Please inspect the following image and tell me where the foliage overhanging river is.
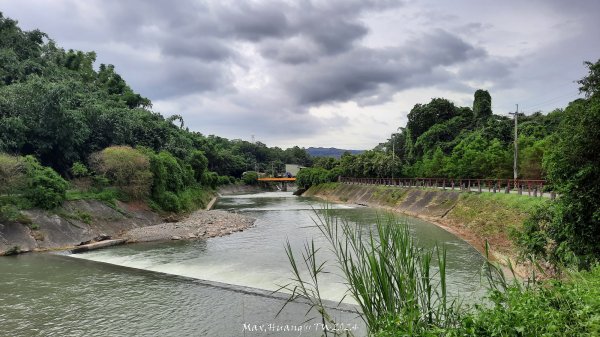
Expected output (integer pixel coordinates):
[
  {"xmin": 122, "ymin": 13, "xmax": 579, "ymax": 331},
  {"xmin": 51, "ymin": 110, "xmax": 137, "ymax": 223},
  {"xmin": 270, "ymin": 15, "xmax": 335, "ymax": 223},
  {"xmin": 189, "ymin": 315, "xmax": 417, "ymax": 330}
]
[{"xmin": 0, "ymin": 191, "xmax": 486, "ymax": 337}]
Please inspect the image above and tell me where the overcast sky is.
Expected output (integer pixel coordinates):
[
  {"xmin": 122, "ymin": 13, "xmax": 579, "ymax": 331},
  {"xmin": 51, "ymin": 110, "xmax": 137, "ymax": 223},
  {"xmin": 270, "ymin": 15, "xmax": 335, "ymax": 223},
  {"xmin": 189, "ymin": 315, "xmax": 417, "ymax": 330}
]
[{"xmin": 2, "ymin": 0, "xmax": 599, "ymax": 149}]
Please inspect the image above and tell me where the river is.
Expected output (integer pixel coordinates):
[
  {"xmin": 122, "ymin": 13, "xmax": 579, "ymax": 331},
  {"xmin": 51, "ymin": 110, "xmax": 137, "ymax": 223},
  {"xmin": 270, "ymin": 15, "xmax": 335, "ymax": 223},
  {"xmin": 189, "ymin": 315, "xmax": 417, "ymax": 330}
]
[{"xmin": 0, "ymin": 191, "xmax": 486, "ymax": 337}]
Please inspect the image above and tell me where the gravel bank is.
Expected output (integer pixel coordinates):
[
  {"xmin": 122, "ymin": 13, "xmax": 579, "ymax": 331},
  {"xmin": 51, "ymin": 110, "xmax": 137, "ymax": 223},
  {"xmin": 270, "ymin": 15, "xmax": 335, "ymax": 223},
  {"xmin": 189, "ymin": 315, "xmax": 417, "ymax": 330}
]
[{"xmin": 125, "ymin": 210, "xmax": 255, "ymax": 242}]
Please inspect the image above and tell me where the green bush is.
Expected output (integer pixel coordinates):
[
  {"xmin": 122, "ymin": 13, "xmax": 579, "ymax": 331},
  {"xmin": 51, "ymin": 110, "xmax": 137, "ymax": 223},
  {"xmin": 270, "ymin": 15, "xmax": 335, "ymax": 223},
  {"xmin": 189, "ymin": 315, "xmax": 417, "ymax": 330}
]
[
  {"xmin": 445, "ymin": 267, "xmax": 600, "ymax": 336},
  {"xmin": 177, "ymin": 187, "xmax": 211, "ymax": 211},
  {"xmin": 70, "ymin": 161, "xmax": 89, "ymax": 177},
  {"xmin": 242, "ymin": 171, "xmax": 258, "ymax": 185},
  {"xmin": 159, "ymin": 191, "xmax": 181, "ymax": 212},
  {"xmin": 89, "ymin": 146, "xmax": 152, "ymax": 199},
  {"xmin": 146, "ymin": 150, "xmax": 198, "ymax": 210},
  {"xmin": 0, "ymin": 204, "xmax": 20, "ymax": 222},
  {"xmin": 217, "ymin": 175, "xmax": 232, "ymax": 186},
  {"xmin": 295, "ymin": 167, "xmax": 338, "ymax": 188},
  {"xmin": 201, "ymin": 171, "xmax": 219, "ymax": 188},
  {"xmin": 0, "ymin": 153, "xmax": 25, "ymax": 195},
  {"xmin": 188, "ymin": 150, "xmax": 208, "ymax": 182},
  {"xmin": 23, "ymin": 156, "xmax": 68, "ymax": 209},
  {"xmin": 156, "ymin": 151, "xmax": 188, "ymax": 193}
]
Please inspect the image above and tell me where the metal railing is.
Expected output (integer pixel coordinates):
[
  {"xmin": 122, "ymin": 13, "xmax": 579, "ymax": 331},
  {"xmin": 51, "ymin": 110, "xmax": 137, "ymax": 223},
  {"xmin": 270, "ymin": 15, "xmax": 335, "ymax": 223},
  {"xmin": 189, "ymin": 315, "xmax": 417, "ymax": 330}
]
[{"xmin": 339, "ymin": 177, "xmax": 554, "ymax": 198}]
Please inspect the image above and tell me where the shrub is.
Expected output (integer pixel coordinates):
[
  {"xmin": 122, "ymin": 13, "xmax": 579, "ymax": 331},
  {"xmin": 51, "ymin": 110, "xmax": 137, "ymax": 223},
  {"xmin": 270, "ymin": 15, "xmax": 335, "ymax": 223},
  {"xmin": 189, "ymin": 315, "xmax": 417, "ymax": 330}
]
[
  {"xmin": 0, "ymin": 204, "xmax": 20, "ymax": 222},
  {"xmin": 201, "ymin": 171, "xmax": 219, "ymax": 188},
  {"xmin": 178, "ymin": 187, "xmax": 211, "ymax": 211},
  {"xmin": 89, "ymin": 146, "xmax": 152, "ymax": 199},
  {"xmin": 159, "ymin": 191, "xmax": 181, "ymax": 212},
  {"xmin": 156, "ymin": 151, "xmax": 187, "ymax": 193},
  {"xmin": 0, "ymin": 153, "xmax": 25, "ymax": 195},
  {"xmin": 217, "ymin": 175, "xmax": 232, "ymax": 186},
  {"xmin": 23, "ymin": 156, "xmax": 68, "ymax": 209},
  {"xmin": 70, "ymin": 161, "xmax": 89, "ymax": 177},
  {"xmin": 446, "ymin": 266, "xmax": 600, "ymax": 336},
  {"xmin": 242, "ymin": 171, "xmax": 258, "ymax": 185},
  {"xmin": 188, "ymin": 150, "xmax": 208, "ymax": 182}
]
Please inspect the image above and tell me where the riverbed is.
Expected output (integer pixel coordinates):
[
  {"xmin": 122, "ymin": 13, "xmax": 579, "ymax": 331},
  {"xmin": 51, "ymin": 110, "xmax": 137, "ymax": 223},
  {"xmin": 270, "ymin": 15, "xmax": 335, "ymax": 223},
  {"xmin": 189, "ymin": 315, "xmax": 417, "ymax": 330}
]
[{"xmin": 0, "ymin": 191, "xmax": 486, "ymax": 337}]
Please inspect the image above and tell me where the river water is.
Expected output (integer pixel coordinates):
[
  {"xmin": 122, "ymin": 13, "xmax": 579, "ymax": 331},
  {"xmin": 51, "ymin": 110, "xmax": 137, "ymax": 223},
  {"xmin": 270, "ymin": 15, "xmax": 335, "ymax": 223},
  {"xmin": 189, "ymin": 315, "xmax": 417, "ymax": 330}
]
[{"xmin": 0, "ymin": 191, "xmax": 486, "ymax": 337}]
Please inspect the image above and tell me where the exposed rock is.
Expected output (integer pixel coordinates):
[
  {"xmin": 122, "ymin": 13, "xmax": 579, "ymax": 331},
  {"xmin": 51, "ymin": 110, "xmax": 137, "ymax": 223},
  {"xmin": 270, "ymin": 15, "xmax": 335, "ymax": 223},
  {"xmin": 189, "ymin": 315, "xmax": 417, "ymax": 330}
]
[{"xmin": 125, "ymin": 210, "xmax": 255, "ymax": 243}]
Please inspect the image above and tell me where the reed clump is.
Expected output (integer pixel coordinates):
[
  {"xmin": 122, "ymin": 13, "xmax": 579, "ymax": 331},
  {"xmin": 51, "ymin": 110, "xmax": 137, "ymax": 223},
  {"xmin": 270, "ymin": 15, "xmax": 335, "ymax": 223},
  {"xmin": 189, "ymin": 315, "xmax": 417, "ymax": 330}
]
[{"xmin": 280, "ymin": 209, "xmax": 461, "ymax": 336}]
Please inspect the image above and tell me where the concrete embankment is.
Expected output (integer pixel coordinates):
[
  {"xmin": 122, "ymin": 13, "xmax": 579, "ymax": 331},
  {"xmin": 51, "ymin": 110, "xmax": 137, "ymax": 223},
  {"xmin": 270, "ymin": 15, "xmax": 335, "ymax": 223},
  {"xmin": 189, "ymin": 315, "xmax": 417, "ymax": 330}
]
[
  {"xmin": 0, "ymin": 200, "xmax": 162, "ymax": 255},
  {"xmin": 303, "ymin": 183, "xmax": 547, "ymax": 266}
]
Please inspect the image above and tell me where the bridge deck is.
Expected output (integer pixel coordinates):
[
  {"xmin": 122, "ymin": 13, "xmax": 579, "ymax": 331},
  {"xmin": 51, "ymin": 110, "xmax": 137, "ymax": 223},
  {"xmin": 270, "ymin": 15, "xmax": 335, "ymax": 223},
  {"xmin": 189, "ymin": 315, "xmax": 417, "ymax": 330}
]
[{"xmin": 257, "ymin": 177, "xmax": 296, "ymax": 182}]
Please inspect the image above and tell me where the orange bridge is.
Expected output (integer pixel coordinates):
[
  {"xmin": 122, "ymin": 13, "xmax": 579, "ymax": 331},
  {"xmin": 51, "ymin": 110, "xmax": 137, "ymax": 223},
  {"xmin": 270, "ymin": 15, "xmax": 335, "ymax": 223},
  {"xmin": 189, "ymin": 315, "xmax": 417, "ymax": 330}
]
[
  {"xmin": 257, "ymin": 177, "xmax": 296, "ymax": 191},
  {"xmin": 257, "ymin": 177, "xmax": 296, "ymax": 182}
]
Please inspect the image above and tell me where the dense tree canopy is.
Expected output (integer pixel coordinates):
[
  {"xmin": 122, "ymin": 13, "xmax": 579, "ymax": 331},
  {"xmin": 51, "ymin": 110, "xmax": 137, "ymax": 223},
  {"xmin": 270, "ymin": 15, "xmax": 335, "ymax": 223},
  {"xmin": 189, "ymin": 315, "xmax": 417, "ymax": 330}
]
[
  {"xmin": 524, "ymin": 59, "xmax": 600, "ymax": 267},
  {"xmin": 0, "ymin": 13, "xmax": 313, "ymax": 213},
  {"xmin": 0, "ymin": 13, "xmax": 311, "ymax": 180}
]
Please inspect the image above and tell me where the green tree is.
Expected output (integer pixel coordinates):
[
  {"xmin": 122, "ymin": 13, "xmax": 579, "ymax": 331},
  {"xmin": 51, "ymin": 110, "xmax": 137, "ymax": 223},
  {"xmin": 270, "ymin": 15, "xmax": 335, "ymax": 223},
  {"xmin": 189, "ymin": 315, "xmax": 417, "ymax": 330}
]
[
  {"xmin": 522, "ymin": 60, "xmax": 600, "ymax": 268},
  {"xmin": 406, "ymin": 98, "xmax": 460, "ymax": 141},
  {"xmin": 473, "ymin": 89, "xmax": 492, "ymax": 120},
  {"xmin": 189, "ymin": 150, "xmax": 208, "ymax": 182},
  {"xmin": 542, "ymin": 98, "xmax": 600, "ymax": 266},
  {"xmin": 577, "ymin": 59, "xmax": 600, "ymax": 99},
  {"xmin": 421, "ymin": 147, "xmax": 447, "ymax": 177}
]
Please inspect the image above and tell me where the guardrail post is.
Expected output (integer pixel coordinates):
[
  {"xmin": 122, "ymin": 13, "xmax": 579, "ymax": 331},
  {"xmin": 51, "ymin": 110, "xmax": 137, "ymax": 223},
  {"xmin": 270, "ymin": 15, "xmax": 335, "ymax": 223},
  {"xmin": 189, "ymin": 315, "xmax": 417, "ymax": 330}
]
[{"xmin": 518, "ymin": 183, "xmax": 523, "ymax": 195}]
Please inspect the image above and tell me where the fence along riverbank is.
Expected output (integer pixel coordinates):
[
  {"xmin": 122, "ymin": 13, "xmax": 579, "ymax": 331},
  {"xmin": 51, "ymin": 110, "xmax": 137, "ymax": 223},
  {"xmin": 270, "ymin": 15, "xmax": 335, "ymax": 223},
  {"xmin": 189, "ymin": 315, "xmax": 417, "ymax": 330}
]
[{"xmin": 339, "ymin": 176, "xmax": 555, "ymax": 198}]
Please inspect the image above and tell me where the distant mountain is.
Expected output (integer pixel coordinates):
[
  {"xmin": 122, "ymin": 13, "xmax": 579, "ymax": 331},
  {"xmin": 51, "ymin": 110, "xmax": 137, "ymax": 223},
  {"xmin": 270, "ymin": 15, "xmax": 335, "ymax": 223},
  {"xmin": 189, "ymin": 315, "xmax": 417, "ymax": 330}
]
[{"xmin": 306, "ymin": 147, "xmax": 364, "ymax": 158}]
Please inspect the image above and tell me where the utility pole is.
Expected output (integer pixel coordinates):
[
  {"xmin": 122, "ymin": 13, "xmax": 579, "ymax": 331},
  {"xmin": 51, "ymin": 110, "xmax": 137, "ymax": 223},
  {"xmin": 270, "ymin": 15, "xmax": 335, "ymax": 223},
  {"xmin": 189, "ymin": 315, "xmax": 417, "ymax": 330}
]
[
  {"xmin": 391, "ymin": 140, "xmax": 395, "ymax": 180},
  {"xmin": 508, "ymin": 105, "xmax": 518, "ymax": 180}
]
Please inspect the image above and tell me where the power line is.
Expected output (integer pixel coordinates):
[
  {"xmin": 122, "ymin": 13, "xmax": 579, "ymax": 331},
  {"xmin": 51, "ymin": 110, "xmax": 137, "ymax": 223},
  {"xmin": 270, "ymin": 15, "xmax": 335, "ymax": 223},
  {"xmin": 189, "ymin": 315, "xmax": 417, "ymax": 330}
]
[{"xmin": 521, "ymin": 91, "xmax": 580, "ymax": 111}]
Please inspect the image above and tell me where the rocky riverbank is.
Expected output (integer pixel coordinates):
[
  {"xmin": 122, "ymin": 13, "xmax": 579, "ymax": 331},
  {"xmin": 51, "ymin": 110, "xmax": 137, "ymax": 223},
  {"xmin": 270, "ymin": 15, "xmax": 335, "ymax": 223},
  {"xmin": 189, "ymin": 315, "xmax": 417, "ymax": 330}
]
[
  {"xmin": 125, "ymin": 210, "xmax": 255, "ymax": 242},
  {"xmin": 1, "ymin": 198, "xmax": 255, "ymax": 255}
]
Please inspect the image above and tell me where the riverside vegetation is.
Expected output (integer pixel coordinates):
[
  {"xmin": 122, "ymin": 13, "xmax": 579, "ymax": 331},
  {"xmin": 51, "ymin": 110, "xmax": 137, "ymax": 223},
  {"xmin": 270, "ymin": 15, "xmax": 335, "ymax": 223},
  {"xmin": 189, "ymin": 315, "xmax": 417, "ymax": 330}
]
[
  {"xmin": 282, "ymin": 211, "xmax": 600, "ymax": 336},
  {"xmin": 297, "ymin": 58, "xmax": 600, "ymax": 271},
  {"xmin": 290, "ymin": 62, "xmax": 600, "ymax": 334}
]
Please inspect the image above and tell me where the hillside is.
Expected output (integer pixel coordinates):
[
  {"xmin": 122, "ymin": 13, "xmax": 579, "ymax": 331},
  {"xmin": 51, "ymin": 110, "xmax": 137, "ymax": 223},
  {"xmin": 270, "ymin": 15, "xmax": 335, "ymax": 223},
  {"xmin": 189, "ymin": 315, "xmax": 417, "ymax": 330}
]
[{"xmin": 306, "ymin": 147, "xmax": 364, "ymax": 158}]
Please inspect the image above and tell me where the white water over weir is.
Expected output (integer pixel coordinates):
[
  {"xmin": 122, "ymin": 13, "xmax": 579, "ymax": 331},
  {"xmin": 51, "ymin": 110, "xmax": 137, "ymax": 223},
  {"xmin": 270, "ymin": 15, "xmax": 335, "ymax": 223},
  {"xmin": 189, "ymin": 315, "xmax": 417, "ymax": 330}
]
[{"xmin": 65, "ymin": 191, "xmax": 485, "ymax": 335}]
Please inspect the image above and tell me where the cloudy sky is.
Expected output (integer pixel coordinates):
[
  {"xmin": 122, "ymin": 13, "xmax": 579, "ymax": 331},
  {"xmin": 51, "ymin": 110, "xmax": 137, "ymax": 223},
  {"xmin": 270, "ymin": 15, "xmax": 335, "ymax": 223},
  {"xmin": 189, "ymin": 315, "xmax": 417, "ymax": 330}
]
[{"xmin": 2, "ymin": 0, "xmax": 599, "ymax": 149}]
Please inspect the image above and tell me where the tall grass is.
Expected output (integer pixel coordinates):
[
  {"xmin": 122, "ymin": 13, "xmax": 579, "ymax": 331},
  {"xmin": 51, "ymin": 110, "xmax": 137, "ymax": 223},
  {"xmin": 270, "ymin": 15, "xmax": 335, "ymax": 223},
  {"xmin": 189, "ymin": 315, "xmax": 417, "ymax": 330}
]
[{"xmin": 279, "ymin": 209, "xmax": 461, "ymax": 336}]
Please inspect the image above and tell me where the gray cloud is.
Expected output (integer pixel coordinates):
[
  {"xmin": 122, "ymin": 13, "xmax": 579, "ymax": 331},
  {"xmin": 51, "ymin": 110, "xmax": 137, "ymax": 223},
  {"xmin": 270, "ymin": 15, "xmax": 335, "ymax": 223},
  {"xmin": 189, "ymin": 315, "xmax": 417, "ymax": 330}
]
[
  {"xmin": 161, "ymin": 37, "xmax": 234, "ymax": 62},
  {"xmin": 1, "ymin": 0, "xmax": 596, "ymax": 148},
  {"xmin": 279, "ymin": 29, "xmax": 489, "ymax": 106}
]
